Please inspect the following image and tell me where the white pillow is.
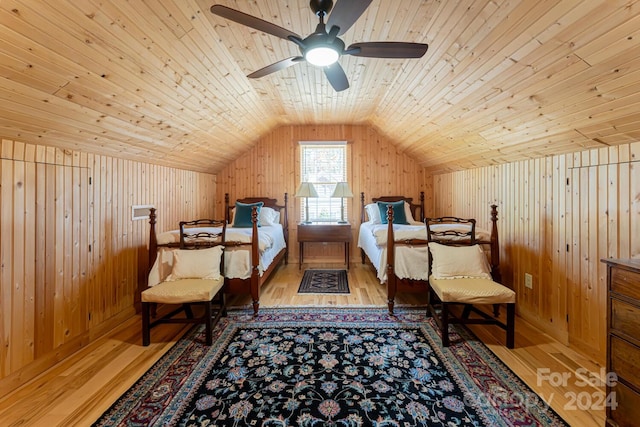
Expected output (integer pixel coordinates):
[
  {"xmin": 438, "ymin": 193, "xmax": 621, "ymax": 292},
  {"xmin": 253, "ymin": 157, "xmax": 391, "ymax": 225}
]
[
  {"xmin": 404, "ymin": 201, "xmax": 417, "ymax": 223},
  {"xmin": 165, "ymin": 246, "xmax": 224, "ymax": 281},
  {"xmin": 148, "ymin": 247, "xmax": 175, "ymax": 287},
  {"xmin": 259, "ymin": 206, "xmax": 279, "ymax": 225},
  {"xmin": 428, "ymin": 242, "xmax": 492, "ymax": 280},
  {"xmin": 365, "ymin": 203, "xmax": 381, "ymax": 224},
  {"xmin": 229, "ymin": 207, "xmax": 235, "ymax": 225}
]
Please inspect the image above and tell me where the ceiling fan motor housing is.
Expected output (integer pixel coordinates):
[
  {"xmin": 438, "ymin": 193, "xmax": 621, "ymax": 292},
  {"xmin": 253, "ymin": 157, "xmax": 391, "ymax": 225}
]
[{"xmin": 302, "ymin": 30, "xmax": 345, "ymax": 56}]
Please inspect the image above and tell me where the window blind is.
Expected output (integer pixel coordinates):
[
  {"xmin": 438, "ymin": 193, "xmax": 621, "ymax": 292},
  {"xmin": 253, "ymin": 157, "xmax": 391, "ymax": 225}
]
[{"xmin": 299, "ymin": 142, "xmax": 348, "ymax": 222}]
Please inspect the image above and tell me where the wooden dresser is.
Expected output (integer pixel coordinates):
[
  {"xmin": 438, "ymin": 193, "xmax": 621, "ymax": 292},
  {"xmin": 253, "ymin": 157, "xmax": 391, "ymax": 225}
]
[{"xmin": 602, "ymin": 258, "xmax": 640, "ymax": 427}]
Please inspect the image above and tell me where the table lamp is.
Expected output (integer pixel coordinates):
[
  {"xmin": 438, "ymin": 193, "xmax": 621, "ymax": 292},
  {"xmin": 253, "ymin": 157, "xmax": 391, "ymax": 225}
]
[
  {"xmin": 331, "ymin": 182, "xmax": 353, "ymax": 224},
  {"xmin": 295, "ymin": 182, "xmax": 318, "ymax": 224}
]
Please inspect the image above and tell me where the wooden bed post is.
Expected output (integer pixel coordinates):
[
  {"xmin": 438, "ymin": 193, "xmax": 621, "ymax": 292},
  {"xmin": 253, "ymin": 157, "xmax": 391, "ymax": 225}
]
[
  {"xmin": 147, "ymin": 207, "xmax": 159, "ymax": 318},
  {"xmin": 386, "ymin": 204, "xmax": 397, "ymax": 315},
  {"xmin": 360, "ymin": 192, "xmax": 366, "ymax": 264},
  {"xmin": 250, "ymin": 205, "xmax": 260, "ymax": 316},
  {"xmin": 490, "ymin": 204, "xmax": 501, "ymax": 283},
  {"xmin": 148, "ymin": 207, "xmax": 158, "ymax": 273},
  {"xmin": 283, "ymin": 192, "xmax": 289, "ymax": 264},
  {"xmin": 224, "ymin": 193, "xmax": 230, "ymax": 223},
  {"xmin": 419, "ymin": 191, "xmax": 425, "ymax": 221}
]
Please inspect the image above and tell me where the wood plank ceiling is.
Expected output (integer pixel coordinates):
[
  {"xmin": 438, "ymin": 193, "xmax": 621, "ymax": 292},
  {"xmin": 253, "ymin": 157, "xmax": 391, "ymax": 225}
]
[{"xmin": 1, "ymin": 0, "xmax": 639, "ymax": 174}]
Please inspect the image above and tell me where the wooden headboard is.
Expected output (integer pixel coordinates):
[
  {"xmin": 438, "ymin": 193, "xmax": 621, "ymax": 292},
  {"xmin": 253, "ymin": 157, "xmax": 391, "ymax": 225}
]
[
  {"xmin": 224, "ymin": 192, "xmax": 289, "ymax": 244},
  {"xmin": 360, "ymin": 191, "xmax": 425, "ymax": 223}
]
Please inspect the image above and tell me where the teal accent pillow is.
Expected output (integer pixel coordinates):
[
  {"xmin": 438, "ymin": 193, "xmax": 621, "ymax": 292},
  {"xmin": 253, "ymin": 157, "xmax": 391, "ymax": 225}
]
[
  {"xmin": 377, "ymin": 201, "xmax": 408, "ymax": 224},
  {"xmin": 232, "ymin": 201, "xmax": 264, "ymax": 228}
]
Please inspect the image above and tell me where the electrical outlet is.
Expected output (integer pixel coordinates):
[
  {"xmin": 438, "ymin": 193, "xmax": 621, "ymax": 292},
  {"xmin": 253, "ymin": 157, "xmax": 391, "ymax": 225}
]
[{"xmin": 524, "ymin": 273, "xmax": 533, "ymax": 289}]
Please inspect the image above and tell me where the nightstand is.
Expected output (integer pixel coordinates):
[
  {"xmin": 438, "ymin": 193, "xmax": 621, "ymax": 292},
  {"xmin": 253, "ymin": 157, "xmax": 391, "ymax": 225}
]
[{"xmin": 298, "ymin": 222, "xmax": 352, "ymax": 269}]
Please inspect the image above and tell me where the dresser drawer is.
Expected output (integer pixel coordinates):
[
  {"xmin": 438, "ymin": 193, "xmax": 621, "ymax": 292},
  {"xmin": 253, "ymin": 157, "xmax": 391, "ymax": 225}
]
[
  {"xmin": 611, "ymin": 335, "xmax": 640, "ymax": 388},
  {"xmin": 609, "ymin": 381, "xmax": 640, "ymax": 427},
  {"xmin": 611, "ymin": 298, "xmax": 640, "ymax": 341},
  {"xmin": 611, "ymin": 266, "xmax": 640, "ymax": 301},
  {"xmin": 298, "ymin": 224, "xmax": 351, "ymax": 242}
]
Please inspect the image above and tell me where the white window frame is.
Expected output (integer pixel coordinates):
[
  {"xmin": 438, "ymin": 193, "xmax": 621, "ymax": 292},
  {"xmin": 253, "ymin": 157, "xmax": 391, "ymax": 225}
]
[{"xmin": 298, "ymin": 141, "xmax": 349, "ymax": 223}]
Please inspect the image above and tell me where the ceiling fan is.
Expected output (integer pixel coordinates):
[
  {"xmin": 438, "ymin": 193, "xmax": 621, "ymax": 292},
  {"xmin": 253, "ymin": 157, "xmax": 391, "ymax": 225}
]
[{"xmin": 209, "ymin": 0, "xmax": 429, "ymax": 92}]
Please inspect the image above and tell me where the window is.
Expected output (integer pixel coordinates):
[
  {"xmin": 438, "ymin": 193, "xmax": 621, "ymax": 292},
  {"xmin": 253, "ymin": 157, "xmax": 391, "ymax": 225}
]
[{"xmin": 299, "ymin": 141, "xmax": 348, "ymax": 222}]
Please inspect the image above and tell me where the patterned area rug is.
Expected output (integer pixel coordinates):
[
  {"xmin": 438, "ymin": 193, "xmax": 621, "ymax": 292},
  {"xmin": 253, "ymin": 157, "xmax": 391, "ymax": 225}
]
[
  {"xmin": 298, "ymin": 269, "xmax": 349, "ymax": 294},
  {"xmin": 93, "ymin": 308, "xmax": 568, "ymax": 426}
]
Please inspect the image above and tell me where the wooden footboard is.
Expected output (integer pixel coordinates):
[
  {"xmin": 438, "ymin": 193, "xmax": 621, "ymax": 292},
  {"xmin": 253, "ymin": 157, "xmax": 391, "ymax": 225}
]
[
  {"xmin": 221, "ymin": 204, "xmax": 261, "ymax": 314},
  {"xmin": 384, "ymin": 204, "xmax": 430, "ymax": 314},
  {"xmin": 359, "ymin": 192, "xmax": 429, "ymax": 314},
  {"xmin": 223, "ymin": 193, "xmax": 288, "ymax": 315}
]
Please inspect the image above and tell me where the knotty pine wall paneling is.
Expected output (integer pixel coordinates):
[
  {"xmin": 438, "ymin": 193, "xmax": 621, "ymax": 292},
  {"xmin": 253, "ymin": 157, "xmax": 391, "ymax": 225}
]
[
  {"xmin": 216, "ymin": 125, "xmax": 427, "ymax": 264},
  {"xmin": 0, "ymin": 138, "xmax": 216, "ymax": 396},
  {"xmin": 430, "ymin": 142, "xmax": 639, "ymax": 363}
]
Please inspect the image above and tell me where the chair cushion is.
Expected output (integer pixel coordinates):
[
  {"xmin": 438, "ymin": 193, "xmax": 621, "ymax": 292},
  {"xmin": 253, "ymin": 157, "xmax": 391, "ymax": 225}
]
[
  {"xmin": 141, "ymin": 277, "xmax": 224, "ymax": 304},
  {"xmin": 165, "ymin": 246, "xmax": 223, "ymax": 281},
  {"xmin": 428, "ymin": 242, "xmax": 492, "ymax": 279},
  {"xmin": 429, "ymin": 276, "xmax": 516, "ymax": 304}
]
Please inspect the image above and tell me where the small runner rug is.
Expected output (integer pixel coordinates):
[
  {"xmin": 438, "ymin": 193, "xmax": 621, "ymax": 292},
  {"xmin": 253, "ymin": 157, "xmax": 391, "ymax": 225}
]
[
  {"xmin": 93, "ymin": 307, "xmax": 568, "ymax": 427},
  {"xmin": 297, "ymin": 269, "xmax": 349, "ymax": 294}
]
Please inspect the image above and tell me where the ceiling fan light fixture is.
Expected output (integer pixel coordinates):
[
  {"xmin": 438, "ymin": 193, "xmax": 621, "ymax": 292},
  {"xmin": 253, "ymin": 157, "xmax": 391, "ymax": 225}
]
[{"xmin": 305, "ymin": 45, "xmax": 339, "ymax": 67}]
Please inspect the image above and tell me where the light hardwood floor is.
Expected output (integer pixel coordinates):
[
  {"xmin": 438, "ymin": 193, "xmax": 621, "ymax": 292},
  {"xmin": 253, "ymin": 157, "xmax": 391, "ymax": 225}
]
[{"xmin": 0, "ymin": 262, "xmax": 605, "ymax": 426}]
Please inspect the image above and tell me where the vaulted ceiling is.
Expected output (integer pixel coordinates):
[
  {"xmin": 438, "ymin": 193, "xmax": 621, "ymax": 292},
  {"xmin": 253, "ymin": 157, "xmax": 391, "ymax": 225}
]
[{"xmin": 1, "ymin": 0, "xmax": 639, "ymax": 174}]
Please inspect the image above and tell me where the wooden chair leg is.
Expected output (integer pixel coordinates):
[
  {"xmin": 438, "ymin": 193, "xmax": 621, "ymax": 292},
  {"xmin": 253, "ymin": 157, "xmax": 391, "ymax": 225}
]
[
  {"xmin": 204, "ymin": 301, "xmax": 213, "ymax": 346},
  {"xmin": 493, "ymin": 303, "xmax": 500, "ymax": 317},
  {"xmin": 506, "ymin": 303, "xmax": 515, "ymax": 349},
  {"xmin": 461, "ymin": 304, "xmax": 472, "ymax": 319},
  {"xmin": 220, "ymin": 292, "xmax": 227, "ymax": 317},
  {"xmin": 142, "ymin": 302, "xmax": 151, "ymax": 346},
  {"xmin": 441, "ymin": 303, "xmax": 450, "ymax": 347},
  {"xmin": 183, "ymin": 303, "xmax": 194, "ymax": 319},
  {"xmin": 388, "ymin": 298, "xmax": 395, "ymax": 316}
]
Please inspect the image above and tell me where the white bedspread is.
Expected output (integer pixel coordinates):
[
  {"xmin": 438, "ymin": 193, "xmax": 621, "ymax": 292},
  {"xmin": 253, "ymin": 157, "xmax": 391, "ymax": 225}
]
[
  {"xmin": 369, "ymin": 223, "xmax": 427, "ymax": 245},
  {"xmin": 357, "ymin": 221, "xmax": 491, "ymax": 283},
  {"xmin": 358, "ymin": 222, "xmax": 429, "ymax": 283},
  {"xmin": 367, "ymin": 222, "xmax": 490, "ymax": 246},
  {"xmin": 153, "ymin": 224, "xmax": 286, "ymax": 281},
  {"xmin": 157, "ymin": 226, "xmax": 274, "ymax": 252}
]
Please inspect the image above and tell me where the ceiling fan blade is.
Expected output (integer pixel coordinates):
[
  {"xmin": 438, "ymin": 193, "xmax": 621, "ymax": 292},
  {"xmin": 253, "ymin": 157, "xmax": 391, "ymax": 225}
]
[
  {"xmin": 326, "ymin": 0, "xmax": 372, "ymax": 36},
  {"xmin": 210, "ymin": 5, "xmax": 300, "ymax": 41},
  {"xmin": 324, "ymin": 62, "xmax": 349, "ymax": 92},
  {"xmin": 247, "ymin": 57, "xmax": 304, "ymax": 79},
  {"xmin": 346, "ymin": 42, "xmax": 429, "ymax": 58}
]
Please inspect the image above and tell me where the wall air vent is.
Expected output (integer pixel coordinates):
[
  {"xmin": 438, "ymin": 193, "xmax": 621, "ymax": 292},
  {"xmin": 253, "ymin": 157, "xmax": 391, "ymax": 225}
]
[{"xmin": 132, "ymin": 204, "xmax": 154, "ymax": 221}]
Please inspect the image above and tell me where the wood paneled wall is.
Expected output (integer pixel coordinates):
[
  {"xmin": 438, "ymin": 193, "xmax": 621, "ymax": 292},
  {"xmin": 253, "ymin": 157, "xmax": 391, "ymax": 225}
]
[
  {"xmin": 0, "ymin": 138, "xmax": 216, "ymax": 396},
  {"xmin": 216, "ymin": 125, "xmax": 426, "ymax": 262},
  {"xmin": 430, "ymin": 142, "xmax": 639, "ymax": 363}
]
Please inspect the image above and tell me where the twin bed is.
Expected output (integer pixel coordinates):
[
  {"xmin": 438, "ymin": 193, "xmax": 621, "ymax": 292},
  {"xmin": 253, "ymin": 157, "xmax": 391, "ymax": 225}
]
[
  {"xmin": 147, "ymin": 193, "xmax": 288, "ymax": 315},
  {"xmin": 357, "ymin": 192, "xmax": 501, "ymax": 314}
]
